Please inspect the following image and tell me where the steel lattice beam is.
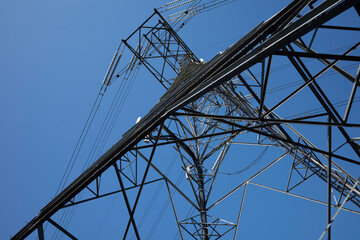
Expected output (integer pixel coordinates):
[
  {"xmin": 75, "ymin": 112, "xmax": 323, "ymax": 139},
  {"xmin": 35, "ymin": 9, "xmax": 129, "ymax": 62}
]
[{"xmin": 13, "ymin": 0, "xmax": 360, "ymax": 239}]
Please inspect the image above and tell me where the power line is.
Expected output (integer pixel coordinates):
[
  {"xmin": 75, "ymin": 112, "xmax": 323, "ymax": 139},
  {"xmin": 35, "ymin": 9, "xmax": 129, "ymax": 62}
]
[
  {"xmin": 130, "ymin": 153, "xmax": 179, "ymax": 240},
  {"xmin": 219, "ymin": 146, "xmax": 269, "ymax": 175}
]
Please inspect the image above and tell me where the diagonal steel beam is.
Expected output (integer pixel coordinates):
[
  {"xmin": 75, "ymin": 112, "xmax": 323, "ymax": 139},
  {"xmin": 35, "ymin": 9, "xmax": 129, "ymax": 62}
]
[
  {"xmin": 274, "ymin": 50, "xmax": 360, "ymax": 61},
  {"xmin": 123, "ymin": 121, "xmax": 165, "ymax": 239},
  {"xmin": 344, "ymin": 65, "xmax": 360, "ymax": 122},
  {"xmin": 319, "ymin": 178, "xmax": 360, "ymax": 240},
  {"xmin": 207, "ymin": 152, "xmax": 289, "ymax": 210},
  {"xmin": 113, "ymin": 163, "xmax": 140, "ymax": 239},
  {"xmin": 47, "ymin": 218, "xmax": 78, "ymax": 240},
  {"xmin": 136, "ymin": 149, "xmax": 200, "ymax": 211},
  {"xmin": 294, "ymin": 40, "xmax": 358, "ymax": 84}
]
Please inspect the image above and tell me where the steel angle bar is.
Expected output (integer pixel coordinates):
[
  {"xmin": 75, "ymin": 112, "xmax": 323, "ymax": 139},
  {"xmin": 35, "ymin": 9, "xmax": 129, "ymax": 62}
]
[
  {"xmin": 216, "ymin": 117, "xmax": 360, "ymax": 165},
  {"xmin": 344, "ymin": 65, "xmax": 360, "ymax": 122},
  {"xmin": 205, "ymin": 142, "xmax": 233, "ymax": 204},
  {"xmin": 207, "ymin": 152, "xmax": 288, "ymax": 211},
  {"xmin": 37, "ymin": 224, "xmax": 44, "ymax": 240},
  {"xmin": 113, "ymin": 163, "xmax": 140, "ymax": 239},
  {"xmin": 123, "ymin": 121, "xmax": 165, "ymax": 239},
  {"xmin": 263, "ymin": 42, "xmax": 360, "ymax": 118},
  {"xmin": 47, "ymin": 218, "xmax": 78, "ymax": 240},
  {"xmin": 286, "ymin": 143, "xmax": 299, "ymax": 192},
  {"xmin": 61, "ymin": 178, "xmax": 163, "ymax": 208},
  {"xmin": 294, "ymin": 40, "xmax": 359, "ymax": 83},
  {"xmin": 231, "ymin": 141, "xmax": 277, "ymax": 147},
  {"xmin": 150, "ymin": 31, "xmax": 182, "ymax": 63},
  {"xmin": 136, "ymin": 149, "xmax": 200, "ymax": 211},
  {"xmin": 179, "ymin": 224, "xmax": 198, "ymax": 240},
  {"xmin": 233, "ymin": 183, "xmax": 247, "ymax": 240},
  {"xmin": 272, "ymin": 0, "xmax": 312, "ymax": 31},
  {"xmin": 274, "ymin": 115, "xmax": 358, "ymax": 186},
  {"xmin": 259, "ymin": 56, "xmax": 272, "ymax": 117},
  {"xmin": 319, "ymin": 178, "xmax": 360, "ymax": 240},
  {"xmin": 274, "ymin": 51, "xmax": 360, "ymax": 61},
  {"xmin": 140, "ymin": 26, "xmax": 170, "ymax": 30},
  {"xmin": 320, "ymin": 25, "xmax": 360, "ymax": 31},
  {"xmin": 287, "ymin": 168, "xmax": 319, "ymax": 192},
  {"xmin": 154, "ymin": 9, "xmax": 199, "ymax": 62},
  {"xmin": 248, "ymin": 182, "xmax": 360, "ymax": 215},
  {"xmin": 172, "ymin": 112, "xmax": 360, "ymax": 127},
  {"xmin": 143, "ymin": 34, "xmax": 178, "ymax": 73},
  {"xmin": 177, "ymin": 149, "xmax": 202, "ymax": 207},
  {"xmin": 337, "ymin": 176, "xmax": 349, "ymax": 205},
  {"xmin": 132, "ymin": 129, "xmax": 245, "ymax": 150},
  {"xmin": 202, "ymin": 130, "xmax": 245, "ymax": 161},
  {"xmin": 309, "ymin": 27, "xmax": 319, "ymax": 49},
  {"xmin": 85, "ymin": 186, "xmax": 98, "ymax": 197},
  {"xmin": 285, "ymin": 45, "xmax": 360, "ymax": 158},
  {"xmin": 124, "ymin": 11, "xmax": 158, "ymax": 41},
  {"xmin": 285, "ymin": 44, "xmax": 345, "ymax": 123},
  {"xmin": 163, "ymin": 125, "xmax": 197, "ymax": 160},
  {"xmin": 142, "ymin": 54, "xmax": 187, "ymax": 59},
  {"xmin": 327, "ymin": 118, "xmax": 332, "ymax": 240},
  {"xmin": 122, "ymin": 40, "xmax": 167, "ymax": 87},
  {"xmin": 236, "ymin": 74, "xmax": 293, "ymax": 141},
  {"xmin": 165, "ymin": 180, "xmax": 185, "ymax": 240},
  {"xmin": 179, "ymin": 222, "xmax": 235, "ymax": 226}
]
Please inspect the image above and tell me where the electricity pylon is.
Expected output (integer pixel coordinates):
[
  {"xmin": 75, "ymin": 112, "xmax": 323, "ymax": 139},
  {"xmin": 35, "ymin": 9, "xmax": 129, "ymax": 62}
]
[{"xmin": 13, "ymin": 0, "xmax": 360, "ymax": 239}]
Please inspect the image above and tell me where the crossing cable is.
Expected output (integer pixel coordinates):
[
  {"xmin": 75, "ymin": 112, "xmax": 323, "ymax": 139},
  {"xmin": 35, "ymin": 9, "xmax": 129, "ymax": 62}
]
[
  {"xmin": 54, "ymin": 90, "xmax": 104, "ymax": 196},
  {"xmin": 54, "ymin": 43, "xmax": 125, "ymax": 197},
  {"xmin": 172, "ymin": 206, "xmax": 196, "ymax": 239},
  {"xmin": 50, "ymin": 85, "xmax": 108, "ymax": 240},
  {"xmin": 244, "ymin": 63, "xmax": 359, "ymax": 104},
  {"xmin": 94, "ymin": 194, "xmax": 119, "ymax": 239},
  {"xmin": 56, "ymin": 63, "xmax": 141, "ymax": 240},
  {"xmin": 219, "ymin": 146, "xmax": 269, "ymax": 175},
  {"xmin": 244, "ymin": 63, "xmax": 357, "ymax": 100},
  {"xmin": 58, "ymin": 59, "xmax": 142, "ymax": 240},
  {"xmin": 146, "ymin": 171, "xmax": 185, "ymax": 240},
  {"xmin": 82, "ymin": 62, "xmax": 140, "ymax": 171},
  {"xmin": 52, "ymin": 44, "xmax": 139, "ymax": 240},
  {"xmin": 50, "ymin": 44, "xmax": 126, "ymax": 240},
  {"xmin": 240, "ymin": 42, "xmax": 359, "ymax": 94},
  {"xmin": 285, "ymin": 97, "xmax": 360, "ymax": 120},
  {"xmin": 130, "ymin": 153, "xmax": 179, "ymax": 240},
  {"xmin": 82, "ymin": 74, "xmax": 129, "ymax": 171},
  {"xmin": 96, "ymin": 65, "xmax": 141, "ymax": 162}
]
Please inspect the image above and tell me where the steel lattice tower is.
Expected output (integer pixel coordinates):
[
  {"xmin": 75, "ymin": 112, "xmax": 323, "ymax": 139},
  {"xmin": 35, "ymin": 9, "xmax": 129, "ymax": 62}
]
[{"xmin": 13, "ymin": 0, "xmax": 360, "ymax": 239}]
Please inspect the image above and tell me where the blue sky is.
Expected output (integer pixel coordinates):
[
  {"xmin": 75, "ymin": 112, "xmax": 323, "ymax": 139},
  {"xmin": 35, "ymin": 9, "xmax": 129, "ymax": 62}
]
[{"xmin": 1, "ymin": 0, "xmax": 360, "ymax": 239}]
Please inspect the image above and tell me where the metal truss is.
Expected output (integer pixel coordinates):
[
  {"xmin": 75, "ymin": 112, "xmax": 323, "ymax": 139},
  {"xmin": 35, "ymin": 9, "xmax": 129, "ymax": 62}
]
[
  {"xmin": 13, "ymin": 0, "xmax": 360, "ymax": 239},
  {"xmin": 121, "ymin": 9, "xmax": 198, "ymax": 89}
]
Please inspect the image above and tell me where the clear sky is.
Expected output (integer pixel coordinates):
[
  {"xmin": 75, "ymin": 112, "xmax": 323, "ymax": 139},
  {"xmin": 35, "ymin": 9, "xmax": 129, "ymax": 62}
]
[{"xmin": 1, "ymin": 0, "xmax": 359, "ymax": 239}]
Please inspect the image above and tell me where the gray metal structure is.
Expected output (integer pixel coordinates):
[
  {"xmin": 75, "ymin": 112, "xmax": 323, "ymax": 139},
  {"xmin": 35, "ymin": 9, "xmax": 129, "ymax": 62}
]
[{"xmin": 13, "ymin": 0, "xmax": 360, "ymax": 239}]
